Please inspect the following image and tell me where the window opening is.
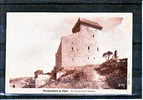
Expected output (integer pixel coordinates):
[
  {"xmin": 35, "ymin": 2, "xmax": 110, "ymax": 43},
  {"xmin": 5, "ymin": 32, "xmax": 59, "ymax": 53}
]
[
  {"xmin": 97, "ymin": 48, "xmax": 99, "ymax": 51},
  {"xmin": 72, "ymin": 47, "xmax": 74, "ymax": 51},
  {"xmin": 93, "ymin": 34, "xmax": 94, "ymax": 38},
  {"xmin": 88, "ymin": 46, "xmax": 90, "ymax": 50}
]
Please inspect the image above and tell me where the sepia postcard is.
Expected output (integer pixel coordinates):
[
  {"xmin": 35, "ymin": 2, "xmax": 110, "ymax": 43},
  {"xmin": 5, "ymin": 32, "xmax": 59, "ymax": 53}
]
[{"xmin": 6, "ymin": 13, "xmax": 132, "ymax": 95}]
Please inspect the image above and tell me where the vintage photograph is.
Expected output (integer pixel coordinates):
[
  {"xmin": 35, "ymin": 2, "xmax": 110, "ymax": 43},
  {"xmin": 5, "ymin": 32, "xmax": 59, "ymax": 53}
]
[{"xmin": 6, "ymin": 13, "xmax": 132, "ymax": 94}]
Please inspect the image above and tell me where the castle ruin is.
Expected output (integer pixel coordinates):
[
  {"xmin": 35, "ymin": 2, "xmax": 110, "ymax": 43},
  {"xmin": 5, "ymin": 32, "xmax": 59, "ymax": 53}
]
[{"xmin": 56, "ymin": 18, "xmax": 103, "ymax": 69}]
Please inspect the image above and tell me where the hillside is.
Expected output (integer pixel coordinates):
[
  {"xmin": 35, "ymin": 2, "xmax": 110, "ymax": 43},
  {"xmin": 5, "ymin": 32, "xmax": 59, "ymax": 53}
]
[
  {"xmin": 42, "ymin": 58, "xmax": 127, "ymax": 89},
  {"xmin": 10, "ymin": 58, "xmax": 127, "ymax": 89}
]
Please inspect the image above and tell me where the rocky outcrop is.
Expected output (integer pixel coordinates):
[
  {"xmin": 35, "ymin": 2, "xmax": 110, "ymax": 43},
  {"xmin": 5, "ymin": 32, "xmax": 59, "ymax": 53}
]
[
  {"xmin": 42, "ymin": 58, "xmax": 127, "ymax": 89},
  {"xmin": 35, "ymin": 74, "xmax": 51, "ymax": 88}
]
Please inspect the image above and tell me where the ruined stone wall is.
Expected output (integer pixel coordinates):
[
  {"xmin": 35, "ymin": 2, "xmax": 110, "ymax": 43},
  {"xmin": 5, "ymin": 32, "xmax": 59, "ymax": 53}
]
[{"xmin": 56, "ymin": 42, "xmax": 62, "ymax": 68}]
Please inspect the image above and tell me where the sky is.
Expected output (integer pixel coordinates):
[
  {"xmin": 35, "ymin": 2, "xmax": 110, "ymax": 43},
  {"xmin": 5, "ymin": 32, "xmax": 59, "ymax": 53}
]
[{"xmin": 6, "ymin": 13, "xmax": 132, "ymax": 78}]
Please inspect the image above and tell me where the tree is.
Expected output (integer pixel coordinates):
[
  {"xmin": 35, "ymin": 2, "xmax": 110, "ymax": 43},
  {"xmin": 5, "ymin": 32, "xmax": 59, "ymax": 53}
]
[{"xmin": 103, "ymin": 51, "xmax": 113, "ymax": 61}]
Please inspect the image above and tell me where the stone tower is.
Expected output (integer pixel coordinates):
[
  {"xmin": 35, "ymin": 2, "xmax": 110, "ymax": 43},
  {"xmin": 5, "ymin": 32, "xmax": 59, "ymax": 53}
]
[{"xmin": 56, "ymin": 18, "xmax": 103, "ymax": 68}]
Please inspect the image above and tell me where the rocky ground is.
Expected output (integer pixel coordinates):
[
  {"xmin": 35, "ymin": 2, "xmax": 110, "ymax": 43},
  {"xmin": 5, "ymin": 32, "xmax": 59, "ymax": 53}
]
[
  {"xmin": 10, "ymin": 77, "xmax": 35, "ymax": 88},
  {"xmin": 10, "ymin": 58, "xmax": 127, "ymax": 89}
]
